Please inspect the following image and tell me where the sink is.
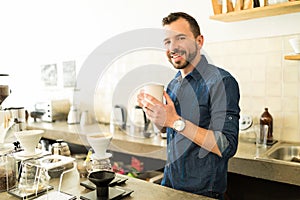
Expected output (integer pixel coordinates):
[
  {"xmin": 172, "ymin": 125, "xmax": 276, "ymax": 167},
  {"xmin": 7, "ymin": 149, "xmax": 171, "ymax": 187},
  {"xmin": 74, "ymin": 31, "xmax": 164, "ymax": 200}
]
[{"xmin": 265, "ymin": 142, "xmax": 300, "ymax": 165}]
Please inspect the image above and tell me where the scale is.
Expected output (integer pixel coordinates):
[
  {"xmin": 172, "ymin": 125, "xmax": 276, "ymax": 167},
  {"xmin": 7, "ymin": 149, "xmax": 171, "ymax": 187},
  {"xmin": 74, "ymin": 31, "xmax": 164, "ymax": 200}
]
[
  {"xmin": 80, "ymin": 186, "xmax": 133, "ymax": 200},
  {"xmin": 80, "ymin": 171, "xmax": 133, "ymax": 200}
]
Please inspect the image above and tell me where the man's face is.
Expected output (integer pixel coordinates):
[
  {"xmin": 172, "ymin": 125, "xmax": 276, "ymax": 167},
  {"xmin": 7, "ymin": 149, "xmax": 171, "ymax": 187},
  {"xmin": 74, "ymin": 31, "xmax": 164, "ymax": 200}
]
[{"xmin": 163, "ymin": 18, "xmax": 202, "ymax": 70}]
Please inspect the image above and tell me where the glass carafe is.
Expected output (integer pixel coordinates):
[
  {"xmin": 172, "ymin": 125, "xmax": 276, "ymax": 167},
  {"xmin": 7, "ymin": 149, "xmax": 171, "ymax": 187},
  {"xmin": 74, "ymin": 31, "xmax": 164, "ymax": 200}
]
[
  {"xmin": 18, "ymin": 159, "xmax": 50, "ymax": 196},
  {"xmin": 86, "ymin": 158, "xmax": 112, "ymax": 173},
  {"xmin": 85, "ymin": 149, "xmax": 112, "ymax": 173}
]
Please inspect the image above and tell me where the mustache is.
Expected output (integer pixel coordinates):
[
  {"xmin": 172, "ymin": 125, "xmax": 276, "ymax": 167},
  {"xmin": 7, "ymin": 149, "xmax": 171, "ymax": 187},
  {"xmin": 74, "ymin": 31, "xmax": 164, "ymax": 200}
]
[{"xmin": 169, "ymin": 49, "xmax": 186, "ymax": 57}]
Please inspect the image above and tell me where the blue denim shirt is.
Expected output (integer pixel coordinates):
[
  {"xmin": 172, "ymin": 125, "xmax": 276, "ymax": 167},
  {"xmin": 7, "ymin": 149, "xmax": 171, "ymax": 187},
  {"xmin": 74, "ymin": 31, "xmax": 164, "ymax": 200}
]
[{"xmin": 161, "ymin": 55, "xmax": 240, "ymax": 197}]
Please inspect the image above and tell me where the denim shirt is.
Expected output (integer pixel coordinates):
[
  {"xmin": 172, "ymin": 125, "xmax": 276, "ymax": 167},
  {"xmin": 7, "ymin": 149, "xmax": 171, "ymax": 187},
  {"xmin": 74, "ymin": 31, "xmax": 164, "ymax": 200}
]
[{"xmin": 161, "ymin": 55, "xmax": 240, "ymax": 197}]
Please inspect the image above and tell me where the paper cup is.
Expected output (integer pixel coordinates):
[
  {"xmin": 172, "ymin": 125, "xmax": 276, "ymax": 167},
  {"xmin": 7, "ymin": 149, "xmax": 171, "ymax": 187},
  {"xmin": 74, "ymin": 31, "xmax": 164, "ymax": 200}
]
[{"xmin": 143, "ymin": 84, "xmax": 164, "ymax": 103}]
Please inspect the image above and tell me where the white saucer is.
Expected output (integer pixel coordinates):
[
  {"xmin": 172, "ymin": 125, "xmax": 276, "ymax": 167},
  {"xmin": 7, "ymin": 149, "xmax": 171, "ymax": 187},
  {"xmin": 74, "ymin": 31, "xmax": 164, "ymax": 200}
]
[
  {"xmin": 91, "ymin": 153, "xmax": 112, "ymax": 160},
  {"xmin": 14, "ymin": 149, "xmax": 43, "ymax": 158}
]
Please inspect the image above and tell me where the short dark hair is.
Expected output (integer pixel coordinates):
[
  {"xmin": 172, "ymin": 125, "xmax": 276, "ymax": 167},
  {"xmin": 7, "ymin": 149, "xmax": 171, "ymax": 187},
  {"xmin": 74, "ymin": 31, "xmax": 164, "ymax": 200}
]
[{"xmin": 162, "ymin": 12, "xmax": 201, "ymax": 38}]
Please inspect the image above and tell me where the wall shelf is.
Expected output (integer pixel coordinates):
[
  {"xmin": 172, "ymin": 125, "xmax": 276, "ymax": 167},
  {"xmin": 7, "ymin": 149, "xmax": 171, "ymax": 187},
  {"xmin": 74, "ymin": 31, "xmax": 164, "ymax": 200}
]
[
  {"xmin": 284, "ymin": 54, "xmax": 300, "ymax": 60},
  {"xmin": 210, "ymin": 1, "xmax": 300, "ymax": 22}
]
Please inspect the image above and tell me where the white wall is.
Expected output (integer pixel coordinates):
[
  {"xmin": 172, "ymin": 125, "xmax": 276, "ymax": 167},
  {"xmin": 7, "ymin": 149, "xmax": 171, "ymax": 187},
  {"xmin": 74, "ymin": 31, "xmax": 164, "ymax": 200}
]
[{"xmin": 1, "ymin": 0, "xmax": 300, "ymax": 109}]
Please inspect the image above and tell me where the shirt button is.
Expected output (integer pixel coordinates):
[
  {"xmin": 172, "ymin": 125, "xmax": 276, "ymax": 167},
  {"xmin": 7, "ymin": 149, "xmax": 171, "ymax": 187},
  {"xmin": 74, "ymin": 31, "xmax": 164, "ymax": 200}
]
[{"xmin": 228, "ymin": 116, "xmax": 232, "ymax": 120}]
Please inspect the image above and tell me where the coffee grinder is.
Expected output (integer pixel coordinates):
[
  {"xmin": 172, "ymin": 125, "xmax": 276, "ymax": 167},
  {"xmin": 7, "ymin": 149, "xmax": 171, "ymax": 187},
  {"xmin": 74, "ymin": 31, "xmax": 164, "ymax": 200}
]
[
  {"xmin": 0, "ymin": 74, "xmax": 12, "ymax": 143},
  {"xmin": 0, "ymin": 74, "xmax": 26, "ymax": 144}
]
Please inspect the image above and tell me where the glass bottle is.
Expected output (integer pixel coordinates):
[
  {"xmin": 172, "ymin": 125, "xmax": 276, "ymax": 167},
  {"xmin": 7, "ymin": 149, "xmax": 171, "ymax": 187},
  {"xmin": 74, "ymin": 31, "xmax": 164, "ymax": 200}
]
[{"xmin": 260, "ymin": 108, "xmax": 273, "ymax": 144}]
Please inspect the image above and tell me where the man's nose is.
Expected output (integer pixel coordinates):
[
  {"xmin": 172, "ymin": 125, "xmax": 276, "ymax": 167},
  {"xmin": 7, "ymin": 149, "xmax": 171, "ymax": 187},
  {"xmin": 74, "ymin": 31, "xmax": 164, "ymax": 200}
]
[{"xmin": 168, "ymin": 39, "xmax": 179, "ymax": 52}]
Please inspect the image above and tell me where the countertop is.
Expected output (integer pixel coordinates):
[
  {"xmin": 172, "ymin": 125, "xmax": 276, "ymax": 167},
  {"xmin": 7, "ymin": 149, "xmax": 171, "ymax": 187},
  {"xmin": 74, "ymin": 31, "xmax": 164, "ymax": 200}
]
[
  {"xmin": 0, "ymin": 166, "xmax": 212, "ymax": 200},
  {"xmin": 26, "ymin": 121, "xmax": 300, "ymax": 187}
]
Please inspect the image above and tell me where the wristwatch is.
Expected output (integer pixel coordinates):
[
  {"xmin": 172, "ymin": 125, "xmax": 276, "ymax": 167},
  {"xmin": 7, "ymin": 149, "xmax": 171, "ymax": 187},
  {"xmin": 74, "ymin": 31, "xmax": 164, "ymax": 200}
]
[{"xmin": 173, "ymin": 118, "xmax": 186, "ymax": 132}]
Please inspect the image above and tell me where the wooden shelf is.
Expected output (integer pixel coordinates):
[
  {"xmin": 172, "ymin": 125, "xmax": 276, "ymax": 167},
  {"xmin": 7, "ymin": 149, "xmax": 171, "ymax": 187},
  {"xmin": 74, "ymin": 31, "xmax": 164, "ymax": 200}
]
[
  {"xmin": 210, "ymin": 1, "xmax": 300, "ymax": 22},
  {"xmin": 284, "ymin": 54, "xmax": 300, "ymax": 60}
]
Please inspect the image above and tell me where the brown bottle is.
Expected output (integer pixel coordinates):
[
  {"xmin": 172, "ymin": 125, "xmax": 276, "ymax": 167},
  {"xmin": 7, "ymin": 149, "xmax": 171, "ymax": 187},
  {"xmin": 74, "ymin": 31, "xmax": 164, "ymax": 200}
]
[{"xmin": 260, "ymin": 108, "xmax": 273, "ymax": 144}]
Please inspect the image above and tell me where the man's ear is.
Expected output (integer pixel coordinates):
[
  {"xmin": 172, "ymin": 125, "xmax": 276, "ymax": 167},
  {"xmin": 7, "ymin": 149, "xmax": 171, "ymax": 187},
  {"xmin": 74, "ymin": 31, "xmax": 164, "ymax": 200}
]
[{"xmin": 196, "ymin": 35, "xmax": 204, "ymax": 48}]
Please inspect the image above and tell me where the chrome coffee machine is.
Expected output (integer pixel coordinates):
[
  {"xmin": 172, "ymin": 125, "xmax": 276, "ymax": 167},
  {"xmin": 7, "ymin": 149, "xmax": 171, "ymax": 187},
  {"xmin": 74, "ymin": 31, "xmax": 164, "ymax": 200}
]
[{"xmin": 0, "ymin": 74, "xmax": 26, "ymax": 143}]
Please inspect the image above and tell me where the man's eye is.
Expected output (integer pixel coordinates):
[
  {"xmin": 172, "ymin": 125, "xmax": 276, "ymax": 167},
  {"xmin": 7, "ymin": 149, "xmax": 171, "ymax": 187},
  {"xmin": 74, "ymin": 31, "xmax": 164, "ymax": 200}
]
[
  {"xmin": 164, "ymin": 41, "xmax": 170, "ymax": 46},
  {"xmin": 178, "ymin": 36, "xmax": 186, "ymax": 40}
]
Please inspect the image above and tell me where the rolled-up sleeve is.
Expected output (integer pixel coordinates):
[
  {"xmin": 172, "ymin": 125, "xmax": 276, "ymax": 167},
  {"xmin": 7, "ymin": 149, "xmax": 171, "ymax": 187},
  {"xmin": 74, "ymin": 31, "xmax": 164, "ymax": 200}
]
[{"xmin": 210, "ymin": 76, "xmax": 240, "ymax": 159}]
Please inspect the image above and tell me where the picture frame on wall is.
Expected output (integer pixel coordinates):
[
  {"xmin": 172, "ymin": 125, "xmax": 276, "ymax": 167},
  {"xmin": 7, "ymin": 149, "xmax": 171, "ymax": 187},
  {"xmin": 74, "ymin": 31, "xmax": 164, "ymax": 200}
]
[
  {"xmin": 40, "ymin": 63, "xmax": 58, "ymax": 88},
  {"xmin": 62, "ymin": 60, "xmax": 76, "ymax": 88},
  {"xmin": 40, "ymin": 60, "xmax": 77, "ymax": 89}
]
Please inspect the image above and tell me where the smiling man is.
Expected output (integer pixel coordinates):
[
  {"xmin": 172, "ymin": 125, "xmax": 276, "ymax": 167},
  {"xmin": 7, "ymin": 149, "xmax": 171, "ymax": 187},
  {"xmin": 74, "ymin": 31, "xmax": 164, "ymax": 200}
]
[{"xmin": 138, "ymin": 12, "xmax": 240, "ymax": 199}]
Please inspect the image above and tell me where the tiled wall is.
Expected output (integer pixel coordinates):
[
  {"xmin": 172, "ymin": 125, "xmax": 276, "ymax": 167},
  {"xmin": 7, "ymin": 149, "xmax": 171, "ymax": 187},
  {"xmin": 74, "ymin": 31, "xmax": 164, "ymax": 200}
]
[
  {"xmin": 205, "ymin": 34, "xmax": 300, "ymax": 142},
  {"xmin": 96, "ymin": 34, "xmax": 300, "ymax": 142}
]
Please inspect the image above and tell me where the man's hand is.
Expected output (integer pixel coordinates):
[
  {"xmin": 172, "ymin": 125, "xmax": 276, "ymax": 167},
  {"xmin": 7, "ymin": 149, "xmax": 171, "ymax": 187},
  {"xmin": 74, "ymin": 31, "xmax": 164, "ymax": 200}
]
[{"xmin": 137, "ymin": 91, "xmax": 179, "ymax": 129}]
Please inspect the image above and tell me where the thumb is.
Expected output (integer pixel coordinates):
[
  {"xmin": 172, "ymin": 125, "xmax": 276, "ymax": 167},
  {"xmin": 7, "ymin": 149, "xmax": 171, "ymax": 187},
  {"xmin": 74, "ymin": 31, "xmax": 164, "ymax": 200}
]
[{"xmin": 163, "ymin": 91, "xmax": 173, "ymax": 105}]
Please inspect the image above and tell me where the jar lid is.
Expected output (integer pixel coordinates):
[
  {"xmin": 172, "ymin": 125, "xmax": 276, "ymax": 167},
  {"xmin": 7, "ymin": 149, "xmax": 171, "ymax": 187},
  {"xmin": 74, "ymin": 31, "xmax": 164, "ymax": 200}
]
[{"xmin": 0, "ymin": 143, "xmax": 14, "ymax": 155}]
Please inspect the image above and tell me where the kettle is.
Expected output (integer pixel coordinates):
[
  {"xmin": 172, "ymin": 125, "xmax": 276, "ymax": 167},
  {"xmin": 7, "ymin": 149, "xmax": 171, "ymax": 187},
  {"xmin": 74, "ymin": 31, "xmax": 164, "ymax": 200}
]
[
  {"xmin": 110, "ymin": 105, "xmax": 127, "ymax": 133},
  {"xmin": 129, "ymin": 106, "xmax": 153, "ymax": 138}
]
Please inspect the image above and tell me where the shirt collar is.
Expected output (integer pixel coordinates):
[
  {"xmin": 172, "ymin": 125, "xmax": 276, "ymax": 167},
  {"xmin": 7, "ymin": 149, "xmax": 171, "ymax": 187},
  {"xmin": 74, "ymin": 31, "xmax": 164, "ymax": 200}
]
[{"xmin": 174, "ymin": 55, "xmax": 208, "ymax": 82}]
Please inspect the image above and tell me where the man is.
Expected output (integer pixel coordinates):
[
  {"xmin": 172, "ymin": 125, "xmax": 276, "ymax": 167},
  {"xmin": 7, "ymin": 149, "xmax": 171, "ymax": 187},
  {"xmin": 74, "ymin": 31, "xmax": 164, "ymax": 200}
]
[{"xmin": 137, "ymin": 12, "xmax": 240, "ymax": 199}]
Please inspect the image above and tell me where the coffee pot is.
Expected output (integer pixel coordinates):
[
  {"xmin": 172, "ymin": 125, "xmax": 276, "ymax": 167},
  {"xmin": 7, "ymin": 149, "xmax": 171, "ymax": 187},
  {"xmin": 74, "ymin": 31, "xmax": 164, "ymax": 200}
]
[
  {"xmin": 110, "ymin": 105, "xmax": 127, "ymax": 133},
  {"xmin": 129, "ymin": 106, "xmax": 153, "ymax": 138}
]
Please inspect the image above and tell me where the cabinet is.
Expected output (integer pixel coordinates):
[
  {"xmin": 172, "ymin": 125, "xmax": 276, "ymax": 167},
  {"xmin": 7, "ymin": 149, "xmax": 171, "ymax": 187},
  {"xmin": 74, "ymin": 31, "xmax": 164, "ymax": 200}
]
[{"xmin": 210, "ymin": 1, "xmax": 300, "ymax": 22}]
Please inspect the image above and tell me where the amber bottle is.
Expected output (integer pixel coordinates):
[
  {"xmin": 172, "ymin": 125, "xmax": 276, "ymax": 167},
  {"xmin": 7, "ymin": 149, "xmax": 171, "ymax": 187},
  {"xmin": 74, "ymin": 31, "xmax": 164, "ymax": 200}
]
[{"xmin": 260, "ymin": 108, "xmax": 273, "ymax": 144}]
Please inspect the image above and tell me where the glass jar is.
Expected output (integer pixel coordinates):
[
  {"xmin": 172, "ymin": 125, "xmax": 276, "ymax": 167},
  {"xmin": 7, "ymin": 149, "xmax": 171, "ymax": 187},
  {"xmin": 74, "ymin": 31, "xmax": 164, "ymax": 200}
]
[
  {"xmin": 74, "ymin": 154, "xmax": 88, "ymax": 178},
  {"xmin": 0, "ymin": 144, "xmax": 17, "ymax": 192},
  {"xmin": 51, "ymin": 139, "xmax": 71, "ymax": 156}
]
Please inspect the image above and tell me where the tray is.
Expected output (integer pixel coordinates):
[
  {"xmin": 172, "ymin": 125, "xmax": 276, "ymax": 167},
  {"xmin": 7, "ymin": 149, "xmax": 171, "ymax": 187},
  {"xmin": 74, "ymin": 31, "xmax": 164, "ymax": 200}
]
[{"xmin": 8, "ymin": 185, "xmax": 54, "ymax": 199}]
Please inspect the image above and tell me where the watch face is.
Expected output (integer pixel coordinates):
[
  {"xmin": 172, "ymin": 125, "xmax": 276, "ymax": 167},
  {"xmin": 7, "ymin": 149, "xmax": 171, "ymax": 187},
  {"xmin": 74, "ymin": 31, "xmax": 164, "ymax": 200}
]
[{"xmin": 174, "ymin": 119, "xmax": 185, "ymax": 132}]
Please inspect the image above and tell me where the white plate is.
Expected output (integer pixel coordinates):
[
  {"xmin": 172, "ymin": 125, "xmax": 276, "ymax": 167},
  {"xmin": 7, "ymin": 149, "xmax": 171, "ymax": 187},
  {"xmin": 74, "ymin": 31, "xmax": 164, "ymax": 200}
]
[
  {"xmin": 14, "ymin": 149, "xmax": 43, "ymax": 158},
  {"xmin": 91, "ymin": 153, "xmax": 112, "ymax": 160}
]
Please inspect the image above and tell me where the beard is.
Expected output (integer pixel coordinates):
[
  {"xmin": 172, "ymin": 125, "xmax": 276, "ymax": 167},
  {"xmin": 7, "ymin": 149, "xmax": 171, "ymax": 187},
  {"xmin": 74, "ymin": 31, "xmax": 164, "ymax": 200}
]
[{"xmin": 169, "ymin": 44, "xmax": 198, "ymax": 70}]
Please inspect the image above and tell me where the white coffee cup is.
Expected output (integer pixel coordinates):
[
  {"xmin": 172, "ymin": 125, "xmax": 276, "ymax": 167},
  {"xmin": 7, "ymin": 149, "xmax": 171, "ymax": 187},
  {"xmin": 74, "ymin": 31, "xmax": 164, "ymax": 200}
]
[
  {"xmin": 86, "ymin": 132, "xmax": 112, "ymax": 158},
  {"xmin": 80, "ymin": 110, "xmax": 92, "ymax": 126},
  {"xmin": 143, "ymin": 83, "xmax": 164, "ymax": 103}
]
